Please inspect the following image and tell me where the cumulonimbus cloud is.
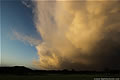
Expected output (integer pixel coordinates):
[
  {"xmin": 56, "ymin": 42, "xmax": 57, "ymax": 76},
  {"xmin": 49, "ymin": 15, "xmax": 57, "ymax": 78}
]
[{"xmin": 17, "ymin": 0, "xmax": 120, "ymax": 70}]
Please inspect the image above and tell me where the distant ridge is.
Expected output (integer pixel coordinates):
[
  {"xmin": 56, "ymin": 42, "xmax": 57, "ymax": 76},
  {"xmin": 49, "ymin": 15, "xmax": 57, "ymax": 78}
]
[
  {"xmin": 0, "ymin": 66, "xmax": 120, "ymax": 76},
  {"xmin": 0, "ymin": 66, "xmax": 32, "ymax": 75}
]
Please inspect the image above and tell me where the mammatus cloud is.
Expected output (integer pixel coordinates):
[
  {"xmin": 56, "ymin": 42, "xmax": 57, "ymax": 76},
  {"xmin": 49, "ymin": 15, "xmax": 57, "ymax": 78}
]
[{"xmin": 17, "ymin": 0, "xmax": 120, "ymax": 70}]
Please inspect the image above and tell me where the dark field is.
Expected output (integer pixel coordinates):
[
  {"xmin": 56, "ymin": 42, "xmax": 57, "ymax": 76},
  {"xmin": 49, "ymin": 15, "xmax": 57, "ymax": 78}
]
[
  {"xmin": 0, "ymin": 74, "xmax": 120, "ymax": 80},
  {"xmin": 0, "ymin": 67, "xmax": 120, "ymax": 80}
]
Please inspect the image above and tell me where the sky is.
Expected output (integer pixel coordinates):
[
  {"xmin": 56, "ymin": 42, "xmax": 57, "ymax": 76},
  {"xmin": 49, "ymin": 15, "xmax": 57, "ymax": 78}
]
[
  {"xmin": 1, "ymin": 0, "xmax": 41, "ymax": 68},
  {"xmin": 1, "ymin": 0, "xmax": 120, "ymax": 70}
]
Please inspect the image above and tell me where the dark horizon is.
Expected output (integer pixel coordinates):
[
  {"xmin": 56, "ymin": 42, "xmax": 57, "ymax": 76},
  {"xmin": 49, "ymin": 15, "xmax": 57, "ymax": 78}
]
[
  {"xmin": 0, "ymin": 66, "xmax": 120, "ymax": 80},
  {"xmin": 1, "ymin": 66, "xmax": 120, "ymax": 74},
  {"xmin": 1, "ymin": 66, "xmax": 120, "ymax": 71}
]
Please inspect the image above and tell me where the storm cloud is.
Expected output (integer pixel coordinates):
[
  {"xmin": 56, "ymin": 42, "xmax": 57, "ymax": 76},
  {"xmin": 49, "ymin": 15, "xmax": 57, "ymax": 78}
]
[{"xmin": 17, "ymin": 0, "xmax": 120, "ymax": 70}]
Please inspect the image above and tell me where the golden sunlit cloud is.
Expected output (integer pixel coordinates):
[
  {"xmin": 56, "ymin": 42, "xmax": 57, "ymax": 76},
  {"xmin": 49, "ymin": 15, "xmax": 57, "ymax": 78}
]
[{"xmin": 15, "ymin": 0, "xmax": 120, "ymax": 70}]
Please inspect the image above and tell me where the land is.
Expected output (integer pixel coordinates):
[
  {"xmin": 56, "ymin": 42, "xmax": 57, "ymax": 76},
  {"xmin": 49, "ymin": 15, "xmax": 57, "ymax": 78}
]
[{"xmin": 0, "ymin": 66, "xmax": 120, "ymax": 80}]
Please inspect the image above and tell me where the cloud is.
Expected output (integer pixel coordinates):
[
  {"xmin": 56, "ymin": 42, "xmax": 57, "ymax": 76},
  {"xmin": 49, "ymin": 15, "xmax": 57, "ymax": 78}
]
[
  {"xmin": 15, "ymin": 0, "xmax": 120, "ymax": 70},
  {"xmin": 13, "ymin": 31, "xmax": 41, "ymax": 46},
  {"xmin": 22, "ymin": 0, "xmax": 32, "ymax": 8}
]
